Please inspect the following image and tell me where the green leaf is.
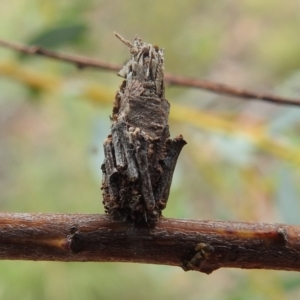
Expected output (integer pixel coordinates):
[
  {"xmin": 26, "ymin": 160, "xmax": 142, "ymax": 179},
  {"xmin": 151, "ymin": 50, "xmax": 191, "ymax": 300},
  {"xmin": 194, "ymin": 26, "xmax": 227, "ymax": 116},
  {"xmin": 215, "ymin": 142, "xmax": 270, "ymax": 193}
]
[
  {"xmin": 27, "ymin": 24, "xmax": 87, "ymax": 49},
  {"xmin": 275, "ymin": 165, "xmax": 300, "ymax": 224}
]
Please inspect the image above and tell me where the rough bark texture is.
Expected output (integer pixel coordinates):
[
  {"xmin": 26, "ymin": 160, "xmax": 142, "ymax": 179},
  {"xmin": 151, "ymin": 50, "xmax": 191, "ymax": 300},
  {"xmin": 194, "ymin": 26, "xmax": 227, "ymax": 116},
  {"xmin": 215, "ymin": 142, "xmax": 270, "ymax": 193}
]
[
  {"xmin": 101, "ymin": 34, "xmax": 186, "ymax": 225},
  {"xmin": 1, "ymin": 213, "xmax": 300, "ymax": 274}
]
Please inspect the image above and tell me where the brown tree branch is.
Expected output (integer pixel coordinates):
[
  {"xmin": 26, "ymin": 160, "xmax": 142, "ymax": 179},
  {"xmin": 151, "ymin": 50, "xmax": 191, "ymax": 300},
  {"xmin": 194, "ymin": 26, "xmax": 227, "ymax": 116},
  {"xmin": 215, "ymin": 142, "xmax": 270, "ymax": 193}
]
[
  {"xmin": 0, "ymin": 39, "xmax": 299, "ymax": 107},
  {"xmin": 0, "ymin": 39, "xmax": 121, "ymax": 71},
  {"xmin": 1, "ymin": 213, "xmax": 300, "ymax": 274}
]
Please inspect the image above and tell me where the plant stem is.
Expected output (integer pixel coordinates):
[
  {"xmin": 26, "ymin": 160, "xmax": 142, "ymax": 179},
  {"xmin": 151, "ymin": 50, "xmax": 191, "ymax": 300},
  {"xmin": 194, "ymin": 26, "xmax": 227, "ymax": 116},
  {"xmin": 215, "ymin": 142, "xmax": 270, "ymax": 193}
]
[
  {"xmin": 0, "ymin": 39, "xmax": 299, "ymax": 106},
  {"xmin": 0, "ymin": 213, "xmax": 299, "ymax": 274}
]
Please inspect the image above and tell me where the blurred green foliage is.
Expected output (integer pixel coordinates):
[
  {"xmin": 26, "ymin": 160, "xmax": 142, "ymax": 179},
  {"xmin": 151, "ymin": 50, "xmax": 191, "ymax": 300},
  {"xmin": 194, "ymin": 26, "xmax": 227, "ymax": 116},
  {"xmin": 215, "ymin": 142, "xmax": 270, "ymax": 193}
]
[
  {"xmin": 27, "ymin": 24, "xmax": 87, "ymax": 49},
  {"xmin": 1, "ymin": 1, "xmax": 300, "ymax": 299}
]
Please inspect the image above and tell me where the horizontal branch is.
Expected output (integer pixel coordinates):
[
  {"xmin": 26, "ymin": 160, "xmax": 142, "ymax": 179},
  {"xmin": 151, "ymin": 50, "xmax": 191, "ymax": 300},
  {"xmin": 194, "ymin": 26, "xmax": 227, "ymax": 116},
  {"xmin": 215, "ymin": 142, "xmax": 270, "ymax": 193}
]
[
  {"xmin": 0, "ymin": 39, "xmax": 299, "ymax": 107},
  {"xmin": 0, "ymin": 39, "xmax": 121, "ymax": 71},
  {"xmin": 1, "ymin": 213, "xmax": 300, "ymax": 274}
]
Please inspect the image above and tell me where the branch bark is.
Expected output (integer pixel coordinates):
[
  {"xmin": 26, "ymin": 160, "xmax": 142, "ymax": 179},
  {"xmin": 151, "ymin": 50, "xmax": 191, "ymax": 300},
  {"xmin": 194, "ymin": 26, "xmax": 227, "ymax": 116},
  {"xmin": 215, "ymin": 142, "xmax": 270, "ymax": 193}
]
[
  {"xmin": 0, "ymin": 38, "xmax": 299, "ymax": 107},
  {"xmin": 1, "ymin": 213, "xmax": 300, "ymax": 274}
]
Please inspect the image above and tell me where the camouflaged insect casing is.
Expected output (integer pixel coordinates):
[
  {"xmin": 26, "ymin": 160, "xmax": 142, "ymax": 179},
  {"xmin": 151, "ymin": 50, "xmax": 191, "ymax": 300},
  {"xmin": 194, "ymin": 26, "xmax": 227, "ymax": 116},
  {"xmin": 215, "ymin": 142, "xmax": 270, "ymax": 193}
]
[{"xmin": 101, "ymin": 34, "xmax": 186, "ymax": 225}]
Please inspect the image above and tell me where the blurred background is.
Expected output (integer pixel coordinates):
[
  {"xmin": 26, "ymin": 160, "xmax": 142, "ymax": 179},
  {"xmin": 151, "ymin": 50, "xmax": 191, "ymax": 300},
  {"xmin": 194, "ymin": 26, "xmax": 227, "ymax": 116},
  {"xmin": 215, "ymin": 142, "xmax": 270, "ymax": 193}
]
[{"xmin": 1, "ymin": 0, "xmax": 300, "ymax": 299}]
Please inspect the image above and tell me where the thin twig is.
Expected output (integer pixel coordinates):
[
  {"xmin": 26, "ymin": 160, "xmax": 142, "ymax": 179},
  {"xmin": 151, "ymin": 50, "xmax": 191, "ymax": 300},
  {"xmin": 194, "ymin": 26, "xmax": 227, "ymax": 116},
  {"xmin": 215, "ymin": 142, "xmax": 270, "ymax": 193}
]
[
  {"xmin": 0, "ymin": 213, "xmax": 300, "ymax": 274},
  {"xmin": 0, "ymin": 39, "xmax": 121, "ymax": 71},
  {"xmin": 165, "ymin": 75, "xmax": 300, "ymax": 106},
  {"xmin": 114, "ymin": 31, "xmax": 134, "ymax": 48},
  {"xmin": 0, "ymin": 38, "xmax": 299, "ymax": 107}
]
